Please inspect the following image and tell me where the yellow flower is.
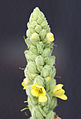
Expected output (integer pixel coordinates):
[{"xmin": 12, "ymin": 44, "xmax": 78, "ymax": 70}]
[
  {"xmin": 31, "ymin": 84, "xmax": 47, "ymax": 102},
  {"xmin": 46, "ymin": 32, "xmax": 54, "ymax": 42},
  {"xmin": 53, "ymin": 84, "xmax": 67, "ymax": 100},
  {"xmin": 21, "ymin": 78, "xmax": 30, "ymax": 89}
]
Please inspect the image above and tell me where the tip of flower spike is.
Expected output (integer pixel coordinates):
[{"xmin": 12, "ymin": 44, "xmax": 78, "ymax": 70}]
[
  {"xmin": 33, "ymin": 7, "xmax": 40, "ymax": 12},
  {"xmin": 32, "ymin": 7, "xmax": 41, "ymax": 15}
]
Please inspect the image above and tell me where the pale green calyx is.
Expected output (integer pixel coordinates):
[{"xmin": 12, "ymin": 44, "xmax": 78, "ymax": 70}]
[{"xmin": 21, "ymin": 7, "xmax": 67, "ymax": 119}]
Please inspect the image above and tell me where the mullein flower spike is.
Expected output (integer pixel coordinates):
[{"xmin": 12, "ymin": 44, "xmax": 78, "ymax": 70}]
[{"xmin": 21, "ymin": 7, "xmax": 67, "ymax": 119}]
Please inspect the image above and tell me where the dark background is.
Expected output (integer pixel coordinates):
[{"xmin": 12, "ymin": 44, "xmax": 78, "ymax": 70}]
[{"xmin": 0, "ymin": 0, "xmax": 81, "ymax": 119}]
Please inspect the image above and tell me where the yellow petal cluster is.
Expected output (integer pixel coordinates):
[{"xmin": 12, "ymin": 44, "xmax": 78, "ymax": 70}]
[
  {"xmin": 21, "ymin": 78, "xmax": 30, "ymax": 89},
  {"xmin": 46, "ymin": 32, "xmax": 54, "ymax": 42},
  {"xmin": 53, "ymin": 84, "xmax": 67, "ymax": 100},
  {"xmin": 31, "ymin": 84, "xmax": 47, "ymax": 102}
]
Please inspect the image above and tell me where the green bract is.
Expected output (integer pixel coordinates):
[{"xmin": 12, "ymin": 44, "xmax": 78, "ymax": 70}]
[{"xmin": 22, "ymin": 7, "xmax": 57, "ymax": 119}]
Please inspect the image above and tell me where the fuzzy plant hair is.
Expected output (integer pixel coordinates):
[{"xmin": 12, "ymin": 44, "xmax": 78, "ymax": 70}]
[{"xmin": 21, "ymin": 7, "xmax": 67, "ymax": 119}]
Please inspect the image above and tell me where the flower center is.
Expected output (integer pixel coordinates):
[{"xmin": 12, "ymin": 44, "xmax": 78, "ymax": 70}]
[{"xmin": 39, "ymin": 88, "xmax": 43, "ymax": 93}]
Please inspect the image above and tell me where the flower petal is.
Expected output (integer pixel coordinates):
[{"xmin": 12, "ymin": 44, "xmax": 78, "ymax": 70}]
[
  {"xmin": 31, "ymin": 89, "xmax": 39, "ymax": 97},
  {"xmin": 53, "ymin": 84, "xmax": 64, "ymax": 93},
  {"xmin": 39, "ymin": 96, "xmax": 47, "ymax": 102},
  {"xmin": 54, "ymin": 89, "xmax": 65, "ymax": 96},
  {"xmin": 56, "ymin": 94, "xmax": 67, "ymax": 100},
  {"xmin": 40, "ymin": 88, "xmax": 46, "ymax": 96},
  {"xmin": 21, "ymin": 78, "xmax": 29, "ymax": 89},
  {"xmin": 31, "ymin": 84, "xmax": 38, "ymax": 89}
]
